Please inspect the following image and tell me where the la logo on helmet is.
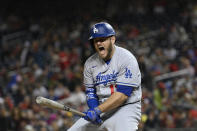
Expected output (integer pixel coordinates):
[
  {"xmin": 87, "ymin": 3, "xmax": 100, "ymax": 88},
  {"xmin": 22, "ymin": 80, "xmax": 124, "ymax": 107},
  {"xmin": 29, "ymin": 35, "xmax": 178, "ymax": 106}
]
[{"xmin": 93, "ymin": 27, "xmax": 98, "ymax": 33}]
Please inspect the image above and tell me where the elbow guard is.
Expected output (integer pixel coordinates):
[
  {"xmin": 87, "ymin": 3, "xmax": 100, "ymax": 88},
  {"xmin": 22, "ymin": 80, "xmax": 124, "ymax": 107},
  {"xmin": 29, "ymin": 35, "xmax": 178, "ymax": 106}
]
[{"xmin": 86, "ymin": 87, "xmax": 99, "ymax": 109}]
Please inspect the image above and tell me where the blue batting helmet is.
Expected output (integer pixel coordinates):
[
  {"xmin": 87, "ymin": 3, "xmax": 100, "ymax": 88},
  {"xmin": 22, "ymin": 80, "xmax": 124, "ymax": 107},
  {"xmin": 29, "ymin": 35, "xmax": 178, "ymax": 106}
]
[{"xmin": 89, "ymin": 22, "xmax": 115, "ymax": 40}]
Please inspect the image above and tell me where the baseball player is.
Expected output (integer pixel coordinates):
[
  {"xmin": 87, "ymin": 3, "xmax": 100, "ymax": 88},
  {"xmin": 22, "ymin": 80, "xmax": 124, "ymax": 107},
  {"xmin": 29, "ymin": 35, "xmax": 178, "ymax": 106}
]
[{"xmin": 68, "ymin": 22, "xmax": 142, "ymax": 131}]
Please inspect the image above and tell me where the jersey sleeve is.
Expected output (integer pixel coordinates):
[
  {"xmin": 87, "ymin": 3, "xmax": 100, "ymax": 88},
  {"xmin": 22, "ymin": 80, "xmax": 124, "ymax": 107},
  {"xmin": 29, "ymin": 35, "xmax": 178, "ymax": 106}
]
[
  {"xmin": 116, "ymin": 55, "xmax": 141, "ymax": 88},
  {"xmin": 83, "ymin": 61, "xmax": 94, "ymax": 88}
]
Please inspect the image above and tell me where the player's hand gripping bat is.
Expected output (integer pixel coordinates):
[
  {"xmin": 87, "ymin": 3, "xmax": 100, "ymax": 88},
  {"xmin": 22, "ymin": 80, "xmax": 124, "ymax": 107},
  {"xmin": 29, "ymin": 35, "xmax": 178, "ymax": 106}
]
[{"xmin": 36, "ymin": 96, "xmax": 85, "ymax": 117}]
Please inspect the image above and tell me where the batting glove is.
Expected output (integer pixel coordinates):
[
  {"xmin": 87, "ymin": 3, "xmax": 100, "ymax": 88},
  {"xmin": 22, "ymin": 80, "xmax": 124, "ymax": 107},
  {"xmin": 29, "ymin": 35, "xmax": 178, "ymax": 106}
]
[{"xmin": 83, "ymin": 107, "xmax": 102, "ymax": 124}]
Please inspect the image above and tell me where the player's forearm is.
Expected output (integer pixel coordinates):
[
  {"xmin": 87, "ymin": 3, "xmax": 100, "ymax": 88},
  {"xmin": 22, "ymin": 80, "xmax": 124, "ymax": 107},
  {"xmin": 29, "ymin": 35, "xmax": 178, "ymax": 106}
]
[{"xmin": 98, "ymin": 92, "xmax": 128, "ymax": 113}]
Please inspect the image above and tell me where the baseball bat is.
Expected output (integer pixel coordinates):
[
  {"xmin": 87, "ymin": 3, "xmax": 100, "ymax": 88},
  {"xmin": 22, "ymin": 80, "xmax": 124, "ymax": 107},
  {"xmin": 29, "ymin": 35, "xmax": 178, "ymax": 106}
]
[{"xmin": 36, "ymin": 96, "xmax": 85, "ymax": 117}]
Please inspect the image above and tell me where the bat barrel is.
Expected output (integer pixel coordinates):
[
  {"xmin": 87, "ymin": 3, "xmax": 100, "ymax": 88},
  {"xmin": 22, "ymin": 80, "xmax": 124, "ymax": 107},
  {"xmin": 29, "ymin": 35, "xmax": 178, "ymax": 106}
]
[{"xmin": 36, "ymin": 96, "xmax": 85, "ymax": 117}]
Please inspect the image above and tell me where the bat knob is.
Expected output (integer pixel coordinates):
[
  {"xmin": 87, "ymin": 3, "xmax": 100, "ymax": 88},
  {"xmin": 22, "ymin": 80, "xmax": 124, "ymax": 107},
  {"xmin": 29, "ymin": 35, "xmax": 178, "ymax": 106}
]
[{"xmin": 36, "ymin": 96, "xmax": 43, "ymax": 104}]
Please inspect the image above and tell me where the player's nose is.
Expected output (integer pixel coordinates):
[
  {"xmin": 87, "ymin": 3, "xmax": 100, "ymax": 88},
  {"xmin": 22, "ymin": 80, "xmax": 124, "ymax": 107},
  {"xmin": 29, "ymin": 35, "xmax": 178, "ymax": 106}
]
[{"xmin": 95, "ymin": 41, "xmax": 102, "ymax": 46}]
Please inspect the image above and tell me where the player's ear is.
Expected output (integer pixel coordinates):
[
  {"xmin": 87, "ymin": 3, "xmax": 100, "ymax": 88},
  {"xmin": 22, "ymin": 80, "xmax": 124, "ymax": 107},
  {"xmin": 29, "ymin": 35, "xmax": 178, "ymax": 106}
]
[{"xmin": 111, "ymin": 36, "xmax": 116, "ymax": 44}]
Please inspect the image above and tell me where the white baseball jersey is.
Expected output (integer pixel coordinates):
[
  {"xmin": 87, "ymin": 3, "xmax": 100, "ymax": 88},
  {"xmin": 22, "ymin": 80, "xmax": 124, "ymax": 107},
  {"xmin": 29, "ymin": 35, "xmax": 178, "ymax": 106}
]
[
  {"xmin": 68, "ymin": 45, "xmax": 142, "ymax": 131},
  {"xmin": 84, "ymin": 45, "xmax": 142, "ymax": 105}
]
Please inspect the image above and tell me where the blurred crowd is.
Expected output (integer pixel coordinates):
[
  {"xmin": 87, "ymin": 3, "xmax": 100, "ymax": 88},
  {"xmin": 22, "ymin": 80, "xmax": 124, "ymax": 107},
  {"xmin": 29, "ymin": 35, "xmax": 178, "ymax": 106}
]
[{"xmin": 1, "ymin": 0, "xmax": 197, "ymax": 131}]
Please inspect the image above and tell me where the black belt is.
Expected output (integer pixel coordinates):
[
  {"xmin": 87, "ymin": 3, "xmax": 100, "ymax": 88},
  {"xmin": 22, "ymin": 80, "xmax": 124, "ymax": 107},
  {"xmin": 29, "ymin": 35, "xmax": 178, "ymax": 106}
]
[{"xmin": 120, "ymin": 100, "xmax": 141, "ymax": 107}]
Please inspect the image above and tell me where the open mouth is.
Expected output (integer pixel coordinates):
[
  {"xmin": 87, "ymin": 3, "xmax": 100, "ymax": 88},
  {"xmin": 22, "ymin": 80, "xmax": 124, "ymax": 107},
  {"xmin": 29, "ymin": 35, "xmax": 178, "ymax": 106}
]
[{"xmin": 98, "ymin": 47, "xmax": 105, "ymax": 51}]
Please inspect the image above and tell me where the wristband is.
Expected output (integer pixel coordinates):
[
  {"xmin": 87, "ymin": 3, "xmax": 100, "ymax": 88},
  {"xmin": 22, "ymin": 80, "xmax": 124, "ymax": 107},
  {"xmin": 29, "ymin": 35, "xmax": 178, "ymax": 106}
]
[{"xmin": 86, "ymin": 87, "xmax": 99, "ymax": 109}]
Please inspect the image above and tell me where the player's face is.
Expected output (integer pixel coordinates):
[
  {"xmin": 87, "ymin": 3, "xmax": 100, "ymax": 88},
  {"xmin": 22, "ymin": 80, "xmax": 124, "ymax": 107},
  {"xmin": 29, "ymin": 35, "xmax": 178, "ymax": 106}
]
[{"xmin": 93, "ymin": 36, "xmax": 115, "ymax": 61}]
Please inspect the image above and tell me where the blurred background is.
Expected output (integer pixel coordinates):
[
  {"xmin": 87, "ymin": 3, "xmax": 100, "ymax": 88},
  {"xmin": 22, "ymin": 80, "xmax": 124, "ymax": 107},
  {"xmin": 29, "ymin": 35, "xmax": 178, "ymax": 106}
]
[{"xmin": 0, "ymin": 0, "xmax": 197, "ymax": 130}]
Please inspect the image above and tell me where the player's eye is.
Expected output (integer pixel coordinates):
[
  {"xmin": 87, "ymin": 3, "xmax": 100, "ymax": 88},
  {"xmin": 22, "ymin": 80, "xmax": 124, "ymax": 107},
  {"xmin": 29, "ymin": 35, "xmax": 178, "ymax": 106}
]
[{"xmin": 99, "ymin": 38, "xmax": 107, "ymax": 42}]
